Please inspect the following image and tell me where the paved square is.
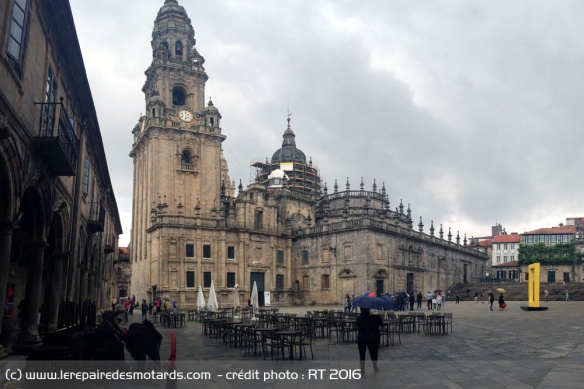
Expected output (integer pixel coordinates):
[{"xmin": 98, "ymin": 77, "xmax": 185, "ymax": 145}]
[{"xmin": 130, "ymin": 301, "xmax": 584, "ymax": 388}]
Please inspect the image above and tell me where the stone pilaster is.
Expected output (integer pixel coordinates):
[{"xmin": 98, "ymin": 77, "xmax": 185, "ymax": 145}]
[
  {"xmin": 48, "ymin": 254, "xmax": 66, "ymax": 329},
  {"xmin": 0, "ymin": 221, "xmax": 17, "ymax": 358},
  {"xmin": 17, "ymin": 240, "xmax": 47, "ymax": 346}
]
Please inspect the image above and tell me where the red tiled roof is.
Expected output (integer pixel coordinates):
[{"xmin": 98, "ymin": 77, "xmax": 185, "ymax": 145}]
[
  {"xmin": 478, "ymin": 239, "xmax": 492, "ymax": 247},
  {"xmin": 492, "ymin": 261, "xmax": 519, "ymax": 267},
  {"xmin": 491, "ymin": 234, "xmax": 521, "ymax": 243},
  {"xmin": 523, "ymin": 225, "xmax": 575, "ymax": 235},
  {"xmin": 119, "ymin": 247, "xmax": 129, "ymax": 254}
]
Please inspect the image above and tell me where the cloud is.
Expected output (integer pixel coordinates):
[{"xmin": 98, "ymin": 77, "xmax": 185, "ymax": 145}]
[{"xmin": 69, "ymin": 0, "xmax": 584, "ymax": 245}]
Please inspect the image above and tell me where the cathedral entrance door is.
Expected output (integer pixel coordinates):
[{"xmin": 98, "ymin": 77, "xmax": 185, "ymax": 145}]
[
  {"xmin": 375, "ymin": 280, "xmax": 384, "ymax": 296},
  {"xmin": 250, "ymin": 272, "xmax": 265, "ymax": 307},
  {"xmin": 407, "ymin": 273, "xmax": 414, "ymax": 293}
]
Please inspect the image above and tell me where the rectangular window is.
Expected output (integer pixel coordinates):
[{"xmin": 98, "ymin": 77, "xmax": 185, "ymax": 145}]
[
  {"xmin": 563, "ymin": 272, "xmax": 570, "ymax": 282},
  {"xmin": 82, "ymin": 158, "xmax": 90, "ymax": 196},
  {"xmin": 550, "ymin": 235, "xmax": 557, "ymax": 244},
  {"xmin": 322, "ymin": 248, "xmax": 329, "ymax": 263},
  {"xmin": 185, "ymin": 244, "xmax": 194, "ymax": 258},
  {"xmin": 226, "ymin": 272, "xmax": 236, "ymax": 288},
  {"xmin": 525, "ymin": 272, "xmax": 529, "ymax": 281},
  {"xmin": 496, "ymin": 256, "xmax": 501, "ymax": 263},
  {"xmin": 503, "ymin": 256, "xmax": 507, "ymax": 262},
  {"xmin": 203, "ymin": 245, "xmax": 211, "ymax": 259},
  {"xmin": 503, "ymin": 243, "xmax": 508, "ymax": 250},
  {"xmin": 7, "ymin": 0, "xmax": 29, "ymax": 70},
  {"xmin": 186, "ymin": 271, "xmax": 195, "ymax": 288},
  {"xmin": 276, "ymin": 274, "xmax": 284, "ymax": 290},
  {"xmin": 277, "ymin": 250, "xmax": 284, "ymax": 264},
  {"xmin": 203, "ymin": 272, "xmax": 212, "ymax": 288},
  {"xmin": 227, "ymin": 246, "xmax": 235, "ymax": 259},
  {"xmin": 302, "ymin": 250, "xmax": 309, "ymax": 265},
  {"xmin": 511, "ymin": 256, "xmax": 515, "ymax": 261},
  {"xmin": 302, "ymin": 275, "xmax": 309, "ymax": 290},
  {"xmin": 322, "ymin": 274, "xmax": 330, "ymax": 290},
  {"xmin": 344, "ymin": 245, "xmax": 353, "ymax": 260},
  {"xmin": 40, "ymin": 67, "xmax": 58, "ymax": 136},
  {"xmin": 526, "ymin": 235, "xmax": 534, "ymax": 244},
  {"xmin": 254, "ymin": 210, "xmax": 263, "ymax": 229}
]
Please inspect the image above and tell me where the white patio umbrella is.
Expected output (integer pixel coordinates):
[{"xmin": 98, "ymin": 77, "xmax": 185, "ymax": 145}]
[
  {"xmin": 207, "ymin": 280, "xmax": 219, "ymax": 312},
  {"xmin": 196, "ymin": 285, "xmax": 206, "ymax": 311},
  {"xmin": 251, "ymin": 281, "xmax": 259, "ymax": 310}
]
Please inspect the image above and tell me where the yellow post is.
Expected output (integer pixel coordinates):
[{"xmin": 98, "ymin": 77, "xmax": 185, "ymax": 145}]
[{"xmin": 528, "ymin": 263, "xmax": 540, "ymax": 308}]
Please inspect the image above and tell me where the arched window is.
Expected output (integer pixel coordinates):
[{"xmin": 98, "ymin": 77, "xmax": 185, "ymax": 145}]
[
  {"xmin": 175, "ymin": 41, "xmax": 183, "ymax": 56},
  {"xmin": 172, "ymin": 87, "xmax": 186, "ymax": 106},
  {"xmin": 181, "ymin": 149, "xmax": 192, "ymax": 164}
]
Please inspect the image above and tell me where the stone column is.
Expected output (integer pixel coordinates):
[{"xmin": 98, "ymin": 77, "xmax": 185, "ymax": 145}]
[
  {"xmin": 0, "ymin": 221, "xmax": 17, "ymax": 358},
  {"xmin": 48, "ymin": 254, "xmax": 65, "ymax": 329},
  {"xmin": 17, "ymin": 240, "xmax": 47, "ymax": 345},
  {"xmin": 79, "ymin": 268, "xmax": 88, "ymax": 302},
  {"xmin": 87, "ymin": 271, "xmax": 95, "ymax": 302}
]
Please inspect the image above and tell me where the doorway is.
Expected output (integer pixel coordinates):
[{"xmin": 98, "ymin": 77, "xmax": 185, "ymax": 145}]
[
  {"xmin": 250, "ymin": 272, "xmax": 265, "ymax": 307},
  {"xmin": 406, "ymin": 273, "xmax": 414, "ymax": 293}
]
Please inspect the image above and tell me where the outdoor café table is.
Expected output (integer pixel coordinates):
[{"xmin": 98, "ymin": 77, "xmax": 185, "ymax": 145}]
[
  {"xmin": 425, "ymin": 314, "xmax": 446, "ymax": 335},
  {"xmin": 340, "ymin": 319, "xmax": 357, "ymax": 343},
  {"xmin": 398, "ymin": 314, "xmax": 416, "ymax": 333},
  {"xmin": 310, "ymin": 317, "xmax": 329, "ymax": 338},
  {"xmin": 234, "ymin": 323, "xmax": 256, "ymax": 348},
  {"xmin": 205, "ymin": 318, "xmax": 226, "ymax": 336},
  {"xmin": 274, "ymin": 330, "xmax": 301, "ymax": 360},
  {"xmin": 255, "ymin": 327, "xmax": 277, "ymax": 356},
  {"xmin": 187, "ymin": 310, "xmax": 196, "ymax": 321},
  {"xmin": 222, "ymin": 320, "xmax": 242, "ymax": 346}
]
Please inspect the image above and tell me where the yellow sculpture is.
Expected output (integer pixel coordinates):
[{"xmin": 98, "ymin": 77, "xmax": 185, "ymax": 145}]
[{"xmin": 528, "ymin": 263, "xmax": 540, "ymax": 308}]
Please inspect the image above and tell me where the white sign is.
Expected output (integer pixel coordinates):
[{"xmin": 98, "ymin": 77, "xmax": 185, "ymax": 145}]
[{"xmin": 264, "ymin": 291, "xmax": 271, "ymax": 307}]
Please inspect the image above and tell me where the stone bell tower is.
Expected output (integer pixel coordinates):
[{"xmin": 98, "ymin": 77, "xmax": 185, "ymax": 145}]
[{"xmin": 129, "ymin": 0, "xmax": 232, "ymax": 297}]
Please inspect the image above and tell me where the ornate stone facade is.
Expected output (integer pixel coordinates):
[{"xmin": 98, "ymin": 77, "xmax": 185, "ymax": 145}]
[
  {"xmin": 0, "ymin": 0, "xmax": 122, "ymax": 356},
  {"xmin": 130, "ymin": 0, "xmax": 488, "ymax": 308}
]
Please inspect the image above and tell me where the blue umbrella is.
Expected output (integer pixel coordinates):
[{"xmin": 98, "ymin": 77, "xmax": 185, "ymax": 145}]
[{"xmin": 351, "ymin": 292, "xmax": 397, "ymax": 310}]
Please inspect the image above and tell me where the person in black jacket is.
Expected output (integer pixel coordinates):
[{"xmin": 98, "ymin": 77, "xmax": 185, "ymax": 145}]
[{"xmin": 356, "ymin": 308, "xmax": 383, "ymax": 373}]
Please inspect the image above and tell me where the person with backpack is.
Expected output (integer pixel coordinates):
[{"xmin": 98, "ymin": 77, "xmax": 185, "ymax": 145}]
[{"xmin": 488, "ymin": 291, "xmax": 495, "ymax": 311}]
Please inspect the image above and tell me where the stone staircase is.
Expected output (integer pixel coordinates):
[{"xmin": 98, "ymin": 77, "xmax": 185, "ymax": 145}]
[{"xmin": 448, "ymin": 282, "xmax": 584, "ymax": 301}]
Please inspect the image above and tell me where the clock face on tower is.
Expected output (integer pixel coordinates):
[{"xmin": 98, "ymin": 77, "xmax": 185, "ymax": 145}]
[{"xmin": 178, "ymin": 109, "xmax": 193, "ymax": 122}]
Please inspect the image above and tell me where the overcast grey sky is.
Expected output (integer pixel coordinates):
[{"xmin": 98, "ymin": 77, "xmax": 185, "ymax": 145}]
[{"xmin": 69, "ymin": 0, "xmax": 584, "ymax": 246}]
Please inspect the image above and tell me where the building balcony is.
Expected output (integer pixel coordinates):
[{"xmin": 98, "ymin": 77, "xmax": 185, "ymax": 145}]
[
  {"xmin": 88, "ymin": 202, "xmax": 106, "ymax": 233},
  {"xmin": 33, "ymin": 98, "xmax": 79, "ymax": 176}
]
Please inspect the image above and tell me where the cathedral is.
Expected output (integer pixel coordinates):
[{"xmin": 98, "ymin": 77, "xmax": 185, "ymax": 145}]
[{"xmin": 130, "ymin": 0, "xmax": 488, "ymax": 308}]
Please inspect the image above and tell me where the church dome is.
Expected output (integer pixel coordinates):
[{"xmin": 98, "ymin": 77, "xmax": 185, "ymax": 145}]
[
  {"xmin": 271, "ymin": 118, "xmax": 307, "ymax": 164},
  {"xmin": 157, "ymin": 0, "xmax": 188, "ymax": 18}
]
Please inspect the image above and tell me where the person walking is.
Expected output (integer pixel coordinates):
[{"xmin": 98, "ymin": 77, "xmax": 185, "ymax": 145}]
[
  {"xmin": 544, "ymin": 290, "xmax": 549, "ymax": 303},
  {"xmin": 474, "ymin": 291, "xmax": 479, "ymax": 303},
  {"xmin": 344, "ymin": 294, "xmax": 351, "ymax": 313},
  {"xmin": 566, "ymin": 290, "xmax": 570, "ymax": 302},
  {"xmin": 350, "ymin": 293, "xmax": 357, "ymax": 313},
  {"xmin": 456, "ymin": 292, "xmax": 460, "ymax": 304},
  {"xmin": 426, "ymin": 291, "xmax": 432, "ymax": 310},
  {"xmin": 488, "ymin": 291, "xmax": 495, "ymax": 311},
  {"xmin": 436, "ymin": 293, "xmax": 443, "ymax": 310},
  {"xmin": 416, "ymin": 291, "xmax": 423, "ymax": 309},
  {"xmin": 356, "ymin": 308, "xmax": 383, "ymax": 373},
  {"xmin": 498, "ymin": 294, "xmax": 506, "ymax": 311},
  {"xmin": 141, "ymin": 299, "xmax": 149, "ymax": 321}
]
